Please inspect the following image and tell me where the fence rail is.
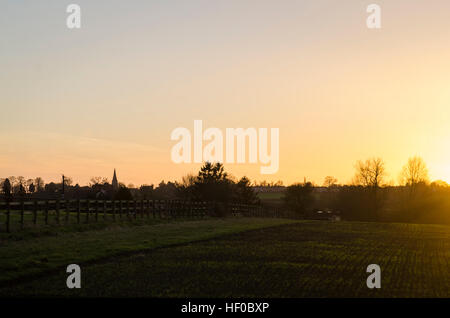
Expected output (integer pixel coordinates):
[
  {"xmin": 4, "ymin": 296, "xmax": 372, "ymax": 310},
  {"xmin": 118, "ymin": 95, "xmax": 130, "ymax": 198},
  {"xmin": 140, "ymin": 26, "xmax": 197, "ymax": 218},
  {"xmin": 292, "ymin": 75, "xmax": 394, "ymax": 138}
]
[{"xmin": 0, "ymin": 199, "xmax": 287, "ymax": 233}]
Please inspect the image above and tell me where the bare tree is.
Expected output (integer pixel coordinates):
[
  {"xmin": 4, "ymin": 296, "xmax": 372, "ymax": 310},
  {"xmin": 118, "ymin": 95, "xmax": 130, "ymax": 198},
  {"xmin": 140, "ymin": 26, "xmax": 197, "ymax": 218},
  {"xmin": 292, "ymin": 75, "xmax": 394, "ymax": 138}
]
[
  {"xmin": 63, "ymin": 176, "xmax": 73, "ymax": 186},
  {"xmin": 15, "ymin": 176, "xmax": 25, "ymax": 194},
  {"xmin": 89, "ymin": 177, "xmax": 109, "ymax": 187},
  {"xmin": 354, "ymin": 157, "xmax": 386, "ymax": 188},
  {"xmin": 178, "ymin": 173, "xmax": 196, "ymax": 188},
  {"xmin": 28, "ymin": 183, "xmax": 35, "ymax": 193},
  {"xmin": 34, "ymin": 177, "xmax": 45, "ymax": 192},
  {"xmin": 26, "ymin": 179, "xmax": 34, "ymax": 189},
  {"xmin": 353, "ymin": 157, "xmax": 387, "ymax": 220},
  {"xmin": 323, "ymin": 176, "xmax": 338, "ymax": 188},
  {"xmin": 2, "ymin": 178, "xmax": 12, "ymax": 201},
  {"xmin": 17, "ymin": 176, "xmax": 25, "ymax": 185},
  {"xmin": 8, "ymin": 176, "xmax": 17, "ymax": 192},
  {"xmin": 399, "ymin": 156, "xmax": 429, "ymax": 186}
]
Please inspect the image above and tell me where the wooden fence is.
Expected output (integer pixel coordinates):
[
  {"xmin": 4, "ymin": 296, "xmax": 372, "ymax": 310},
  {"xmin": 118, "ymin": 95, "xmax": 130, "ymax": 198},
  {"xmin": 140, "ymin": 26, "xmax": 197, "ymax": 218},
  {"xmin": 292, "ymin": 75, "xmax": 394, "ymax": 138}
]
[{"xmin": 0, "ymin": 199, "xmax": 286, "ymax": 233}]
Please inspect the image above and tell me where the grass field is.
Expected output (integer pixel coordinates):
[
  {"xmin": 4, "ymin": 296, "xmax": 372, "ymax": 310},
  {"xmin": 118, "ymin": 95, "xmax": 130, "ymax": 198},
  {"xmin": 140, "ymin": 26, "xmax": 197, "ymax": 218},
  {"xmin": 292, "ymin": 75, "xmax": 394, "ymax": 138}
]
[
  {"xmin": 257, "ymin": 192, "xmax": 284, "ymax": 200},
  {"xmin": 0, "ymin": 217, "xmax": 296, "ymax": 285},
  {"xmin": 2, "ymin": 219, "xmax": 450, "ymax": 297},
  {"xmin": 257, "ymin": 192, "xmax": 284, "ymax": 206}
]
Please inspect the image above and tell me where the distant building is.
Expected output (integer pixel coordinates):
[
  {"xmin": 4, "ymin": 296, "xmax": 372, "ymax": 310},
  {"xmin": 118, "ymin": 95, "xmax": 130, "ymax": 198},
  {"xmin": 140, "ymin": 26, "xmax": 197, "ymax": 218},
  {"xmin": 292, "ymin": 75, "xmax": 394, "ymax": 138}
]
[{"xmin": 112, "ymin": 169, "xmax": 119, "ymax": 191}]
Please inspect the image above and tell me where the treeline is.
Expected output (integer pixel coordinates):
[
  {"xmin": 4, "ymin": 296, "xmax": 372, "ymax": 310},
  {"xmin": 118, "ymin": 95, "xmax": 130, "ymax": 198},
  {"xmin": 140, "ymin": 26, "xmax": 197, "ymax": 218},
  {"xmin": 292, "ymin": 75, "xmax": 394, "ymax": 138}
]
[
  {"xmin": 2, "ymin": 156, "xmax": 450, "ymax": 224},
  {"xmin": 283, "ymin": 156, "xmax": 450, "ymax": 224},
  {"xmin": 0, "ymin": 163, "xmax": 259, "ymax": 214}
]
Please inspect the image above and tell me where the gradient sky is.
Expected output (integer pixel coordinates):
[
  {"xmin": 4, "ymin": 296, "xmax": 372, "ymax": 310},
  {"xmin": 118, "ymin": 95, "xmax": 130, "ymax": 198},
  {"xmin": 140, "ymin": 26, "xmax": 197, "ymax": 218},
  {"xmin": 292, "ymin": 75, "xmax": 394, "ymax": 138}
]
[{"xmin": 1, "ymin": 0, "xmax": 450, "ymax": 186}]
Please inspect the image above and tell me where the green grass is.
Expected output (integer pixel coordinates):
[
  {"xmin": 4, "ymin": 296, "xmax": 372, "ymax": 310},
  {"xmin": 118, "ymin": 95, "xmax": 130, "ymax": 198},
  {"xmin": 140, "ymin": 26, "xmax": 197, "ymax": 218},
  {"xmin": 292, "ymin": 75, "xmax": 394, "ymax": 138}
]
[
  {"xmin": 3, "ymin": 220, "xmax": 450, "ymax": 297},
  {"xmin": 0, "ymin": 217, "xmax": 296, "ymax": 286},
  {"xmin": 257, "ymin": 192, "xmax": 284, "ymax": 200},
  {"xmin": 0, "ymin": 209, "xmax": 160, "ymax": 232},
  {"xmin": 0, "ymin": 211, "xmax": 175, "ymax": 241},
  {"xmin": 257, "ymin": 192, "xmax": 284, "ymax": 206}
]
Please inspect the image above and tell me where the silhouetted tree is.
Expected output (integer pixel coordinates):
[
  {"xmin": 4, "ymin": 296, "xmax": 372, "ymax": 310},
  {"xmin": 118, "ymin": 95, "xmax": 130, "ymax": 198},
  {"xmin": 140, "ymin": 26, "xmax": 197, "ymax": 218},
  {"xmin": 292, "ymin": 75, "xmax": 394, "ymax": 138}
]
[
  {"xmin": 400, "ymin": 156, "xmax": 429, "ymax": 189},
  {"xmin": 397, "ymin": 157, "xmax": 431, "ymax": 221},
  {"xmin": 323, "ymin": 176, "xmax": 338, "ymax": 188},
  {"xmin": 234, "ymin": 176, "xmax": 259, "ymax": 205},
  {"xmin": 45, "ymin": 182, "xmax": 58, "ymax": 193},
  {"xmin": 15, "ymin": 176, "xmax": 25, "ymax": 194},
  {"xmin": 89, "ymin": 177, "xmax": 108, "ymax": 187},
  {"xmin": 353, "ymin": 157, "xmax": 387, "ymax": 220},
  {"xmin": 354, "ymin": 158, "xmax": 386, "ymax": 188},
  {"xmin": 8, "ymin": 176, "xmax": 16, "ymax": 193},
  {"xmin": 139, "ymin": 185, "xmax": 154, "ymax": 199},
  {"xmin": 284, "ymin": 182, "xmax": 314, "ymax": 216},
  {"xmin": 2, "ymin": 178, "xmax": 12, "ymax": 202},
  {"xmin": 335, "ymin": 185, "xmax": 375, "ymax": 221},
  {"xmin": 114, "ymin": 185, "xmax": 133, "ymax": 200},
  {"xmin": 18, "ymin": 183, "xmax": 26, "ymax": 197},
  {"xmin": 154, "ymin": 181, "xmax": 177, "ymax": 199},
  {"xmin": 194, "ymin": 162, "xmax": 233, "ymax": 203},
  {"xmin": 34, "ymin": 177, "xmax": 44, "ymax": 192},
  {"xmin": 430, "ymin": 180, "xmax": 449, "ymax": 188},
  {"xmin": 175, "ymin": 174, "xmax": 196, "ymax": 199},
  {"xmin": 64, "ymin": 176, "xmax": 73, "ymax": 187},
  {"xmin": 26, "ymin": 179, "xmax": 34, "ymax": 190},
  {"xmin": 28, "ymin": 183, "xmax": 35, "ymax": 194}
]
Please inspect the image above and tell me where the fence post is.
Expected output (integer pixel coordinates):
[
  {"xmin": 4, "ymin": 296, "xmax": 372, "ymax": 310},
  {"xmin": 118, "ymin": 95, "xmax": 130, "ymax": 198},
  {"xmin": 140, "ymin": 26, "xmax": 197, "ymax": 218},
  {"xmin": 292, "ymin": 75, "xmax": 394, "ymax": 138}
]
[
  {"xmin": 56, "ymin": 200, "xmax": 60, "ymax": 225},
  {"xmin": 86, "ymin": 200, "xmax": 90, "ymax": 223},
  {"xmin": 195, "ymin": 201, "xmax": 199, "ymax": 218},
  {"xmin": 158, "ymin": 200, "xmax": 162, "ymax": 219},
  {"xmin": 171, "ymin": 200, "xmax": 175, "ymax": 218},
  {"xmin": 44, "ymin": 200, "xmax": 49, "ymax": 225},
  {"xmin": 164, "ymin": 200, "xmax": 167, "ymax": 218},
  {"xmin": 33, "ymin": 200, "xmax": 38, "ymax": 225},
  {"xmin": 202, "ymin": 201, "xmax": 206, "ymax": 218},
  {"xmin": 103, "ymin": 200, "xmax": 107, "ymax": 221},
  {"xmin": 200, "ymin": 202, "xmax": 203, "ymax": 218},
  {"xmin": 166, "ymin": 200, "xmax": 169, "ymax": 218},
  {"xmin": 6, "ymin": 202, "xmax": 10, "ymax": 233},
  {"xmin": 112, "ymin": 200, "xmax": 116, "ymax": 222},
  {"xmin": 134, "ymin": 200, "xmax": 137, "ymax": 220},
  {"xmin": 66, "ymin": 200, "xmax": 70, "ymax": 223},
  {"xmin": 119, "ymin": 200, "xmax": 123, "ymax": 220},
  {"xmin": 77, "ymin": 199, "xmax": 80, "ymax": 224},
  {"xmin": 140, "ymin": 200, "xmax": 144, "ymax": 219},
  {"xmin": 152, "ymin": 200, "xmax": 155, "ymax": 218},
  {"xmin": 20, "ymin": 200, "xmax": 24, "ymax": 229},
  {"xmin": 194, "ymin": 201, "xmax": 198, "ymax": 218},
  {"xmin": 181, "ymin": 201, "xmax": 185, "ymax": 218},
  {"xmin": 94, "ymin": 200, "xmax": 98, "ymax": 222}
]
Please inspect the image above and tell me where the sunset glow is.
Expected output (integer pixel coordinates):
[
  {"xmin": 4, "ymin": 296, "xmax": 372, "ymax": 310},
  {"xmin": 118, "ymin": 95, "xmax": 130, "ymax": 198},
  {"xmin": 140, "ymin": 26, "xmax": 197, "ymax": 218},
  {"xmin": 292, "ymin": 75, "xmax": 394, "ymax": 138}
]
[{"xmin": 1, "ymin": 1, "xmax": 450, "ymax": 186}]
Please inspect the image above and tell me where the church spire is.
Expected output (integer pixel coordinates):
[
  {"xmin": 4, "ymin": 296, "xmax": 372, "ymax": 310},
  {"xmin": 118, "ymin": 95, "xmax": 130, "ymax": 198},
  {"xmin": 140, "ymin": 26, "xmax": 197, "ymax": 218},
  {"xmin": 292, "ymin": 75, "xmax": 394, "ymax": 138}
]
[{"xmin": 112, "ymin": 169, "xmax": 119, "ymax": 191}]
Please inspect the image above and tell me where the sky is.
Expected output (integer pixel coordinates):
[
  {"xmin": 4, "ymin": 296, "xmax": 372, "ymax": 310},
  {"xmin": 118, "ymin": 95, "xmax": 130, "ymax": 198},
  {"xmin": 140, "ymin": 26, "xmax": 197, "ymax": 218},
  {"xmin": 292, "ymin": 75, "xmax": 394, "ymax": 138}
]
[{"xmin": 1, "ymin": 0, "xmax": 450, "ymax": 186}]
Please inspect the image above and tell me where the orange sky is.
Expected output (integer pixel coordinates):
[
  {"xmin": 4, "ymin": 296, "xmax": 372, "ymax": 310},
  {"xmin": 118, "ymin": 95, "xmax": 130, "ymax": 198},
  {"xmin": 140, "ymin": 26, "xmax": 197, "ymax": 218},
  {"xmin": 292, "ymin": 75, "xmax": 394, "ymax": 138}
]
[{"xmin": 1, "ymin": 1, "xmax": 450, "ymax": 186}]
